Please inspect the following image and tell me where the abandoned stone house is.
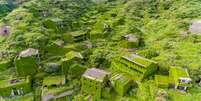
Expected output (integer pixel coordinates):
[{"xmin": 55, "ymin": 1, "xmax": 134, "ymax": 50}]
[
  {"xmin": 169, "ymin": 67, "xmax": 192, "ymax": 91},
  {"xmin": 121, "ymin": 34, "xmax": 139, "ymax": 48},
  {"xmin": 0, "ymin": 77, "xmax": 31, "ymax": 97},
  {"xmin": 69, "ymin": 31, "xmax": 88, "ymax": 42},
  {"xmin": 61, "ymin": 51, "xmax": 86, "ymax": 79},
  {"xmin": 110, "ymin": 73, "xmax": 134, "ymax": 96},
  {"xmin": 42, "ymin": 75, "xmax": 73, "ymax": 101},
  {"xmin": 15, "ymin": 48, "xmax": 39, "ymax": 76},
  {"xmin": 81, "ymin": 68, "xmax": 111, "ymax": 101},
  {"xmin": 111, "ymin": 53, "xmax": 158, "ymax": 81},
  {"xmin": 155, "ymin": 67, "xmax": 192, "ymax": 92}
]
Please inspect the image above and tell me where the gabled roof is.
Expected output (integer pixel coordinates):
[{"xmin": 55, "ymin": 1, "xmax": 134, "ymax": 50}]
[
  {"xmin": 69, "ymin": 31, "xmax": 86, "ymax": 37},
  {"xmin": 63, "ymin": 51, "xmax": 83, "ymax": 61},
  {"xmin": 45, "ymin": 18, "xmax": 62, "ymax": 23},
  {"xmin": 19, "ymin": 48, "xmax": 39, "ymax": 57},
  {"xmin": 52, "ymin": 40, "xmax": 64, "ymax": 47},
  {"xmin": 83, "ymin": 68, "xmax": 110, "ymax": 82},
  {"xmin": 123, "ymin": 34, "xmax": 138, "ymax": 42}
]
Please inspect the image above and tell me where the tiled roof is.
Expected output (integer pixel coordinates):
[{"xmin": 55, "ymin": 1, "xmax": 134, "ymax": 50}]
[
  {"xmin": 63, "ymin": 51, "xmax": 83, "ymax": 61},
  {"xmin": 189, "ymin": 20, "xmax": 201, "ymax": 34},
  {"xmin": 19, "ymin": 48, "xmax": 39, "ymax": 57},
  {"xmin": 123, "ymin": 34, "xmax": 138, "ymax": 42},
  {"xmin": 83, "ymin": 68, "xmax": 110, "ymax": 82}
]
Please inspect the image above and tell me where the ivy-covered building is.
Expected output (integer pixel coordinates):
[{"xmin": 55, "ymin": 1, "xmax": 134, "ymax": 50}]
[
  {"xmin": 155, "ymin": 67, "xmax": 192, "ymax": 91},
  {"xmin": 81, "ymin": 68, "xmax": 111, "ymax": 101},
  {"xmin": 69, "ymin": 31, "xmax": 88, "ymax": 42},
  {"xmin": 15, "ymin": 48, "xmax": 39, "ymax": 76},
  {"xmin": 43, "ymin": 18, "xmax": 64, "ymax": 33},
  {"xmin": 110, "ymin": 73, "xmax": 134, "ymax": 96},
  {"xmin": 42, "ymin": 75, "xmax": 73, "ymax": 101},
  {"xmin": 155, "ymin": 75, "xmax": 169, "ymax": 88},
  {"xmin": 45, "ymin": 40, "xmax": 79, "ymax": 56},
  {"xmin": 45, "ymin": 40, "xmax": 66, "ymax": 56},
  {"xmin": 61, "ymin": 51, "xmax": 86, "ymax": 79},
  {"xmin": 111, "ymin": 54, "xmax": 158, "ymax": 81},
  {"xmin": 0, "ymin": 59, "xmax": 12, "ymax": 72},
  {"xmin": 169, "ymin": 67, "xmax": 192, "ymax": 91},
  {"xmin": 0, "ymin": 77, "xmax": 32, "ymax": 97},
  {"xmin": 120, "ymin": 34, "xmax": 139, "ymax": 48},
  {"xmin": 43, "ymin": 75, "xmax": 66, "ymax": 87}
]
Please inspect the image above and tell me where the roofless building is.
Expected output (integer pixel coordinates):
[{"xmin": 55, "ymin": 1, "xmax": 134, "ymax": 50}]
[{"xmin": 111, "ymin": 53, "xmax": 158, "ymax": 81}]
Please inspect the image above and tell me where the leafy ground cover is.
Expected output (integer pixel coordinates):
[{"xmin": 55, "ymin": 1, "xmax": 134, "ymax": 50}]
[{"xmin": 1, "ymin": 0, "xmax": 201, "ymax": 100}]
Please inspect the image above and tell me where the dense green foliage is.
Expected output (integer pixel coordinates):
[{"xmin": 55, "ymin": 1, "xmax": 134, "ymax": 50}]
[{"xmin": 1, "ymin": 0, "xmax": 201, "ymax": 100}]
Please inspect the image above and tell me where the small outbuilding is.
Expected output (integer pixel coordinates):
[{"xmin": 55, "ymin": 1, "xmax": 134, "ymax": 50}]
[
  {"xmin": 61, "ymin": 51, "xmax": 85, "ymax": 79},
  {"xmin": 155, "ymin": 67, "xmax": 192, "ymax": 92},
  {"xmin": 69, "ymin": 31, "xmax": 88, "ymax": 42},
  {"xmin": 121, "ymin": 34, "xmax": 139, "ymax": 48},
  {"xmin": 81, "ymin": 68, "xmax": 111, "ymax": 101},
  {"xmin": 15, "ymin": 48, "xmax": 39, "ymax": 76}
]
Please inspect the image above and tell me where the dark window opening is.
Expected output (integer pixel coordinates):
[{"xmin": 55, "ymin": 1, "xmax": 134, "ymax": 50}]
[{"xmin": 111, "ymin": 13, "xmax": 117, "ymax": 17}]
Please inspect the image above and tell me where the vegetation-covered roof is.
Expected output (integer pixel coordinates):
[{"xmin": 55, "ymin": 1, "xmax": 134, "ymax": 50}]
[
  {"xmin": 170, "ymin": 67, "xmax": 190, "ymax": 78},
  {"xmin": 110, "ymin": 73, "xmax": 132, "ymax": 86},
  {"xmin": 43, "ymin": 75, "xmax": 65, "ymax": 87},
  {"xmin": 69, "ymin": 31, "xmax": 86, "ymax": 37},
  {"xmin": 155, "ymin": 75, "xmax": 169, "ymax": 88},
  {"xmin": 0, "ymin": 77, "xmax": 29, "ymax": 88},
  {"xmin": 122, "ymin": 54, "xmax": 157, "ymax": 68},
  {"xmin": 63, "ymin": 51, "xmax": 83, "ymax": 61}
]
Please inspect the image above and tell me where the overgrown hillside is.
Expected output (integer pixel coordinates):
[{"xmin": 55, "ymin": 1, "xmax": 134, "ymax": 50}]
[{"xmin": 1, "ymin": 0, "xmax": 201, "ymax": 101}]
